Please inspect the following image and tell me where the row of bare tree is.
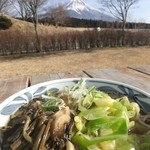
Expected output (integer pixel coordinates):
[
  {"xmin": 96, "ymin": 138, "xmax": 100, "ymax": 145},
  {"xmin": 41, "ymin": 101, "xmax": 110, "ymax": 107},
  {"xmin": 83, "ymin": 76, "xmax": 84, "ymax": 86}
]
[
  {"xmin": 1, "ymin": 0, "xmax": 140, "ymax": 31},
  {"xmin": 0, "ymin": 0, "xmax": 141, "ymax": 54},
  {"xmin": 0, "ymin": 29, "xmax": 149, "ymax": 56}
]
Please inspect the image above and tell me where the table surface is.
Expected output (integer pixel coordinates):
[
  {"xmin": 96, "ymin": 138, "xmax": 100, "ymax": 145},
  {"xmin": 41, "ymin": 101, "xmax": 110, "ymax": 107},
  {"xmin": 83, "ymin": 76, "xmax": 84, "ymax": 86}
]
[{"xmin": 0, "ymin": 65, "xmax": 150, "ymax": 103}]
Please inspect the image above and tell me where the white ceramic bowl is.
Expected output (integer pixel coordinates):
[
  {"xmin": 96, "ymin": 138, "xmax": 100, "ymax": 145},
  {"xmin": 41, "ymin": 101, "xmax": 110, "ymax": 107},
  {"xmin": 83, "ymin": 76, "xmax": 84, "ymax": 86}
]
[{"xmin": 0, "ymin": 78, "xmax": 150, "ymax": 128}]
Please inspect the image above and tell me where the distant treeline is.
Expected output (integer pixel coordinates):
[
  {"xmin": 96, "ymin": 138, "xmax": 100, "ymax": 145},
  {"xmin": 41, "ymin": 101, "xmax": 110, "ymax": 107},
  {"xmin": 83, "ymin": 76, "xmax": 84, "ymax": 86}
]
[
  {"xmin": 38, "ymin": 17, "xmax": 150, "ymax": 29},
  {"xmin": 0, "ymin": 29, "xmax": 150, "ymax": 56}
]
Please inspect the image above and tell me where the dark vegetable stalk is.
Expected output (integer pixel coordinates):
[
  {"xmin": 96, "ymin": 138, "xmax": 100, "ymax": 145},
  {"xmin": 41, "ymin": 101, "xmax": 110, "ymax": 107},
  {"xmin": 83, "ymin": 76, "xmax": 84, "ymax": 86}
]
[
  {"xmin": 31, "ymin": 115, "xmax": 47, "ymax": 139},
  {"xmin": 10, "ymin": 139, "xmax": 22, "ymax": 150},
  {"xmin": 33, "ymin": 124, "xmax": 46, "ymax": 150},
  {"xmin": 27, "ymin": 119, "xmax": 37, "ymax": 135},
  {"xmin": 23, "ymin": 116, "xmax": 32, "ymax": 144},
  {"xmin": 39, "ymin": 119, "xmax": 52, "ymax": 149}
]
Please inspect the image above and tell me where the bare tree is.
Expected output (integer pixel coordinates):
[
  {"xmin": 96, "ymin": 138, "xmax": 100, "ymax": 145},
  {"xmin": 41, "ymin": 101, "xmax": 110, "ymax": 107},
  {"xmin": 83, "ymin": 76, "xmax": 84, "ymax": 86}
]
[
  {"xmin": 9, "ymin": 0, "xmax": 32, "ymax": 20},
  {"xmin": 9, "ymin": 0, "xmax": 48, "ymax": 52},
  {"xmin": 99, "ymin": 0, "xmax": 140, "ymax": 31},
  {"xmin": 26, "ymin": 0, "xmax": 48, "ymax": 52},
  {"xmin": 0, "ymin": 0, "xmax": 10, "ymax": 13},
  {"xmin": 11, "ymin": 0, "xmax": 47, "ymax": 52},
  {"xmin": 46, "ymin": 5, "xmax": 68, "ymax": 27}
]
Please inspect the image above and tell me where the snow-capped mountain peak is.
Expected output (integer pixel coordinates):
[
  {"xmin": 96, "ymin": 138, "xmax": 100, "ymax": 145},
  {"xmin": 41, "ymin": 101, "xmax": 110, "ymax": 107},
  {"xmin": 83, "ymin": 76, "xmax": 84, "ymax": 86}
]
[
  {"xmin": 65, "ymin": 0, "xmax": 114, "ymax": 21},
  {"xmin": 66, "ymin": 0, "xmax": 99, "ymax": 14}
]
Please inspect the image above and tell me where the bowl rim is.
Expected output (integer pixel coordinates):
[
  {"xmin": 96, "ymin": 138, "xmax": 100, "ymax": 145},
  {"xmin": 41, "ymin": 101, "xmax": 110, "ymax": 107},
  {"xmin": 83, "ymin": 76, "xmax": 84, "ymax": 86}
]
[{"xmin": 0, "ymin": 78, "xmax": 150, "ymax": 110}]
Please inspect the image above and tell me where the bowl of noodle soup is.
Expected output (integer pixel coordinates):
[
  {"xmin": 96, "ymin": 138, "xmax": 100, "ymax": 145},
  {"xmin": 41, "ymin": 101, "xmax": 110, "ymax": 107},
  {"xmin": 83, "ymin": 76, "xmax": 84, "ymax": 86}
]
[{"xmin": 0, "ymin": 78, "xmax": 150, "ymax": 150}]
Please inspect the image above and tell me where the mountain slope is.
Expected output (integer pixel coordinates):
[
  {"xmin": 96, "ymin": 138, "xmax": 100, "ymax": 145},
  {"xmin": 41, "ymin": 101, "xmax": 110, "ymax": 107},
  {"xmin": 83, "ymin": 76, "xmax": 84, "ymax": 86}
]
[{"xmin": 65, "ymin": 0, "xmax": 114, "ymax": 21}]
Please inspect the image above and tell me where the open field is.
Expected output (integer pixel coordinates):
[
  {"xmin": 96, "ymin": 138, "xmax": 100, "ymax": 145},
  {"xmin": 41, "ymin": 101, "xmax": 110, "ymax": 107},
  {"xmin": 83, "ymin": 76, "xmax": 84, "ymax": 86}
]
[
  {"xmin": 7, "ymin": 15, "xmax": 90, "ymax": 33},
  {"xmin": 0, "ymin": 46, "xmax": 150, "ymax": 79},
  {"xmin": 0, "ymin": 15, "xmax": 150, "ymax": 80}
]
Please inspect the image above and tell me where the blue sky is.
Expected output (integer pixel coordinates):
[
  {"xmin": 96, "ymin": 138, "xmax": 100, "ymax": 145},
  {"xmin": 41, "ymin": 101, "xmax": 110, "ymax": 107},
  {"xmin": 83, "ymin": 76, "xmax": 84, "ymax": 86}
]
[{"xmin": 51, "ymin": 0, "xmax": 150, "ymax": 23}]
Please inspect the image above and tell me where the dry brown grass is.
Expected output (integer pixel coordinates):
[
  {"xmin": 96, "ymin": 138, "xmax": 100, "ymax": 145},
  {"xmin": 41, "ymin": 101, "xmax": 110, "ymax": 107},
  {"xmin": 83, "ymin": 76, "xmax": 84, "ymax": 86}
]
[
  {"xmin": 0, "ymin": 16, "xmax": 149, "ymax": 79},
  {"xmin": 8, "ymin": 17, "xmax": 64, "ymax": 34},
  {"xmin": 5, "ymin": 15, "xmax": 96, "ymax": 39},
  {"xmin": 7, "ymin": 15, "xmax": 87, "ymax": 34},
  {"xmin": 0, "ymin": 46, "xmax": 150, "ymax": 79}
]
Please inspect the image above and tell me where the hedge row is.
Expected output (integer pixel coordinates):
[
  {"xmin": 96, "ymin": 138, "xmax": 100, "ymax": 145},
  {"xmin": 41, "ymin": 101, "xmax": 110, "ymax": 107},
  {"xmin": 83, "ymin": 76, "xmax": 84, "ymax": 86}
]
[{"xmin": 0, "ymin": 29, "xmax": 150, "ymax": 55}]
